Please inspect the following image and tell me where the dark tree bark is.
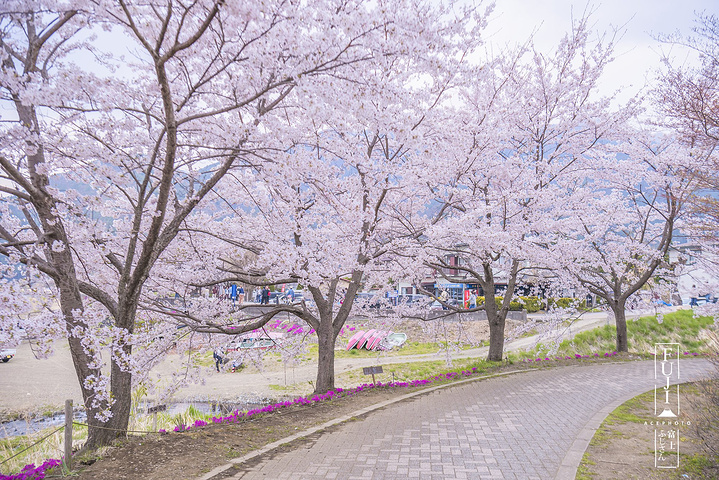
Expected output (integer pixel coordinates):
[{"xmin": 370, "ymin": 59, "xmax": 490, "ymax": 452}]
[
  {"xmin": 306, "ymin": 270, "xmax": 365, "ymax": 393},
  {"xmin": 314, "ymin": 312, "xmax": 337, "ymax": 393},
  {"xmin": 484, "ymin": 288, "xmax": 506, "ymax": 361},
  {"xmin": 422, "ymin": 257, "xmax": 520, "ymax": 363},
  {"xmin": 610, "ymin": 298, "xmax": 629, "ymax": 353},
  {"xmin": 578, "ymin": 196, "xmax": 678, "ymax": 354}
]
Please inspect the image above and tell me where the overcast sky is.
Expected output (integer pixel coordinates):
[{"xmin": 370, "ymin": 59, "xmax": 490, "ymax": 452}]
[{"xmin": 484, "ymin": 0, "xmax": 718, "ymax": 104}]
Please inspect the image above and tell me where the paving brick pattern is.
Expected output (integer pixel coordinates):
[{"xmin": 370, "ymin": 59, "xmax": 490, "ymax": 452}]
[{"xmin": 226, "ymin": 361, "xmax": 712, "ymax": 479}]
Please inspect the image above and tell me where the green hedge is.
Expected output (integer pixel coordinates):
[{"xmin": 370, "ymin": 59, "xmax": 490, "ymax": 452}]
[
  {"xmin": 518, "ymin": 296, "xmax": 543, "ymax": 313},
  {"xmin": 476, "ymin": 296, "xmax": 532, "ymax": 311},
  {"xmin": 474, "ymin": 296, "xmax": 585, "ymax": 312},
  {"xmin": 547, "ymin": 297, "xmax": 586, "ymax": 310}
]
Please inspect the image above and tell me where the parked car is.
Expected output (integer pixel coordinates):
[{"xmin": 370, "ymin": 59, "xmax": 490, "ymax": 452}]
[
  {"xmin": 225, "ymin": 332, "xmax": 284, "ymax": 351},
  {"xmin": 1, "ymin": 348, "xmax": 16, "ymax": 363},
  {"xmin": 226, "ymin": 337, "xmax": 275, "ymax": 351},
  {"xmin": 267, "ymin": 292, "xmax": 282, "ymax": 304},
  {"xmin": 267, "ymin": 291, "xmax": 306, "ymax": 304},
  {"xmin": 356, "ymin": 292, "xmax": 384, "ymax": 309},
  {"xmin": 397, "ymin": 294, "xmax": 431, "ymax": 306},
  {"xmin": 288, "ymin": 291, "xmax": 304, "ymax": 303}
]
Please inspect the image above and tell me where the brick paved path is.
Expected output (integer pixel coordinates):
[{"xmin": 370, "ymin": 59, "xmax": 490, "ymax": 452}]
[{"xmin": 217, "ymin": 360, "xmax": 713, "ymax": 480}]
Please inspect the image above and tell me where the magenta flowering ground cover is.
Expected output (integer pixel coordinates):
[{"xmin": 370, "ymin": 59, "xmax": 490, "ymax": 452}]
[
  {"xmin": 521, "ymin": 351, "xmax": 621, "ymax": 363},
  {"xmin": 520, "ymin": 350, "xmax": 708, "ymax": 365},
  {"xmin": 2, "ymin": 364, "xmax": 484, "ymax": 479},
  {"xmin": 0, "ymin": 459, "xmax": 62, "ymax": 480},
  {"xmin": 197, "ymin": 367, "xmax": 481, "ymax": 429}
]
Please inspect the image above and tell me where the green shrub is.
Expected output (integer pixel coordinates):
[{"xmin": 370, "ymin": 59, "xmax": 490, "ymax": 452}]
[
  {"xmin": 491, "ymin": 296, "xmax": 520, "ymax": 311},
  {"xmin": 475, "ymin": 295, "xmax": 532, "ymax": 311},
  {"xmin": 518, "ymin": 296, "xmax": 544, "ymax": 313},
  {"xmin": 547, "ymin": 297, "xmax": 586, "ymax": 310}
]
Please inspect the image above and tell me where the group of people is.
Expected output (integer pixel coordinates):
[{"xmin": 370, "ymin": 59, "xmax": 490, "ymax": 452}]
[
  {"xmin": 257, "ymin": 287, "xmax": 271, "ymax": 304},
  {"xmin": 210, "ymin": 283, "xmax": 245, "ymax": 305},
  {"xmin": 213, "ymin": 347, "xmax": 243, "ymax": 373},
  {"xmin": 255, "ymin": 286, "xmax": 296, "ymax": 304},
  {"xmin": 202, "ymin": 283, "xmax": 303, "ymax": 307},
  {"xmin": 438, "ymin": 289, "xmax": 479, "ymax": 309}
]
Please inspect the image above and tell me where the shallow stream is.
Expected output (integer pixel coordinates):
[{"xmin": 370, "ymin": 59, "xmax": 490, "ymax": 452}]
[{"xmin": 0, "ymin": 398, "xmax": 272, "ymax": 439}]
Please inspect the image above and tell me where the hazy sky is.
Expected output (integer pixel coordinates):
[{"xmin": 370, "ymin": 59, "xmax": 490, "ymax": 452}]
[{"xmin": 485, "ymin": 0, "xmax": 718, "ymax": 103}]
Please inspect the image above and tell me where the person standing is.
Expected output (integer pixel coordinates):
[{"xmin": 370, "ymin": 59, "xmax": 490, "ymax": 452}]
[
  {"xmin": 238, "ymin": 285, "xmax": 245, "ymax": 304},
  {"xmin": 261, "ymin": 287, "xmax": 270, "ymax": 305},
  {"xmin": 230, "ymin": 283, "xmax": 238, "ymax": 306},
  {"xmin": 439, "ymin": 289, "xmax": 449, "ymax": 310},
  {"xmin": 469, "ymin": 290, "xmax": 477, "ymax": 309},
  {"xmin": 213, "ymin": 347, "xmax": 224, "ymax": 372}
]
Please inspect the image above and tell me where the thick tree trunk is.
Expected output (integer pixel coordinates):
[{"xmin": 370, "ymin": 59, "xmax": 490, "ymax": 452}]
[
  {"xmin": 58, "ymin": 281, "xmax": 109, "ymax": 450},
  {"xmin": 56, "ymin": 281, "xmax": 124, "ymax": 449},
  {"xmin": 82, "ymin": 305, "xmax": 136, "ymax": 449},
  {"xmin": 106, "ymin": 361, "xmax": 133, "ymax": 439},
  {"xmin": 315, "ymin": 316, "xmax": 336, "ymax": 393},
  {"xmin": 485, "ymin": 292, "xmax": 506, "ymax": 361},
  {"xmin": 52, "ymin": 245, "xmax": 139, "ymax": 449},
  {"xmin": 612, "ymin": 300, "xmax": 629, "ymax": 353},
  {"xmin": 48, "ymin": 234, "xmax": 119, "ymax": 449},
  {"xmin": 309, "ymin": 272, "xmax": 362, "ymax": 394},
  {"xmin": 75, "ymin": 339, "xmax": 135, "ymax": 450}
]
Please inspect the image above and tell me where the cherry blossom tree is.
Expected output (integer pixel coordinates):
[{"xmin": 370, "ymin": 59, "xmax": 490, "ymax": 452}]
[
  {"xmin": 197, "ymin": 135, "xmax": 418, "ymax": 393},
  {"xmin": 555, "ymin": 134, "xmax": 692, "ymax": 352},
  {"xmin": 655, "ymin": 13, "xmax": 719, "ymax": 315},
  {"xmin": 407, "ymin": 14, "xmax": 632, "ymax": 361},
  {"xmin": 159, "ymin": 2, "xmax": 491, "ymax": 393},
  {"xmin": 655, "ymin": 13, "xmax": 718, "ymax": 166},
  {"xmin": 0, "ymin": 0, "xmax": 467, "ymax": 447}
]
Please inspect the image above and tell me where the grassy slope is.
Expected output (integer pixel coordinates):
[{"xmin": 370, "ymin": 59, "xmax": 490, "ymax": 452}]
[{"xmin": 525, "ymin": 310, "xmax": 716, "ymax": 358}]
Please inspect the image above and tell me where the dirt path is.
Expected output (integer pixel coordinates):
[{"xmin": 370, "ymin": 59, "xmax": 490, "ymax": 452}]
[{"xmin": 0, "ymin": 308, "xmax": 682, "ymax": 418}]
